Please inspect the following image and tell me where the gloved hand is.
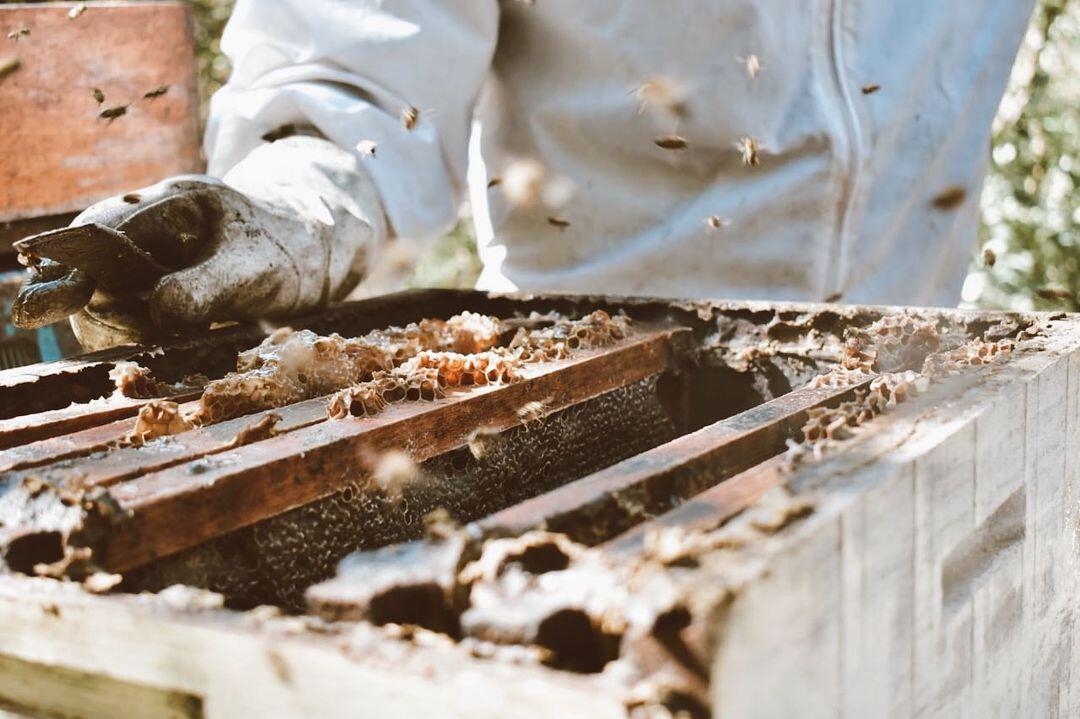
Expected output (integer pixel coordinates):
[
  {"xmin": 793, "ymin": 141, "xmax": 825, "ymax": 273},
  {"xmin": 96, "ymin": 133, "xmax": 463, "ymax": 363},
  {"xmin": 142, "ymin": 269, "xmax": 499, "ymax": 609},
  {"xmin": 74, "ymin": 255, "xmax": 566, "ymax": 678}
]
[{"xmin": 13, "ymin": 137, "xmax": 383, "ymax": 350}]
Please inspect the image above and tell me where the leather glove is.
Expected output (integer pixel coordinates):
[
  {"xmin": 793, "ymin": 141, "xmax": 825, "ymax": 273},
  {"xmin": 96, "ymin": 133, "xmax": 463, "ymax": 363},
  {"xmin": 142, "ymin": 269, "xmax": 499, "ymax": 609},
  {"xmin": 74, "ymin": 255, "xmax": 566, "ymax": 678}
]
[{"xmin": 13, "ymin": 137, "xmax": 384, "ymax": 350}]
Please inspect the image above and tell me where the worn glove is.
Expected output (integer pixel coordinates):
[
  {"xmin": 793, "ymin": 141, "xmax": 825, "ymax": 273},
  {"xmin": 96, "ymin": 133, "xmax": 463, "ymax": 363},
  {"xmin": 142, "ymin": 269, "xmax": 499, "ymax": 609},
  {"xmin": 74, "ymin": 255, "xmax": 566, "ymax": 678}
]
[{"xmin": 13, "ymin": 137, "xmax": 384, "ymax": 350}]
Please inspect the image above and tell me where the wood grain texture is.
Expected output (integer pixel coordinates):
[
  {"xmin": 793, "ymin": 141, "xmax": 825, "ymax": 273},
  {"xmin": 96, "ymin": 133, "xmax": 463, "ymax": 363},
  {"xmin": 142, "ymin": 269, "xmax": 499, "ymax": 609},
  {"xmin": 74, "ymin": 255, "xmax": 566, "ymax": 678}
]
[
  {"xmin": 0, "ymin": 2, "xmax": 201, "ymax": 224},
  {"xmin": 0, "ymin": 577, "xmax": 621, "ymax": 719},
  {"xmin": 710, "ymin": 315, "xmax": 1080, "ymax": 719}
]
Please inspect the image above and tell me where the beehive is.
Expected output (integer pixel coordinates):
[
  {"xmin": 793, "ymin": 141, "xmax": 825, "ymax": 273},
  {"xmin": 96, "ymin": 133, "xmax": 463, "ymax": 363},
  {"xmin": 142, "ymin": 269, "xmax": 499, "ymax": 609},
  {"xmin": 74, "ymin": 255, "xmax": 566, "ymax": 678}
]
[{"xmin": 0, "ymin": 289, "xmax": 1077, "ymax": 719}]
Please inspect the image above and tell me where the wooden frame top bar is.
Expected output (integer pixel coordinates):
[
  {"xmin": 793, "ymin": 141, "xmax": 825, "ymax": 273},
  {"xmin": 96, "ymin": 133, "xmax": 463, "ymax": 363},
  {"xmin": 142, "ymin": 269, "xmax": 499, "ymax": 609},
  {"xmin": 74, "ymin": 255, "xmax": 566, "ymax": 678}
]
[
  {"xmin": 90, "ymin": 326, "xmax": 689, "ymax": 572},
  {"xmin": 476, "ymin": 378, "xmax": 873, "ymax": 545}
]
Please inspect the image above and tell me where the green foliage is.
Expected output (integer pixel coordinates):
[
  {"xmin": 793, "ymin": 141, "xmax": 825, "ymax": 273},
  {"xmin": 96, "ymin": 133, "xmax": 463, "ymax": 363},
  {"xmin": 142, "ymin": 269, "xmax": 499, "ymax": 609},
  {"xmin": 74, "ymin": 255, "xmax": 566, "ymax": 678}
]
[
  {"xmin": 186, "ymin": 0, "xmax": 234, "ymax": 126},
  {"xmin": 969, "ymin": 0, "xmax": 1079, "ymax": 310}
]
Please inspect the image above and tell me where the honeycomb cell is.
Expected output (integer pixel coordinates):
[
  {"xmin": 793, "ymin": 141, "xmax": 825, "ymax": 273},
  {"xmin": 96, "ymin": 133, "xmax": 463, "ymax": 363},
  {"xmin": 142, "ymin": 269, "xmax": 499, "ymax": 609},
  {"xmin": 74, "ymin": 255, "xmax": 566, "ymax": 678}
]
[
  {"xmin": 109, "ymin": 361, "xmax": 162, "ymax": 399},
  {"xmin": 128, "ymin": 400, "xmax": 194, "ymax": 443}
]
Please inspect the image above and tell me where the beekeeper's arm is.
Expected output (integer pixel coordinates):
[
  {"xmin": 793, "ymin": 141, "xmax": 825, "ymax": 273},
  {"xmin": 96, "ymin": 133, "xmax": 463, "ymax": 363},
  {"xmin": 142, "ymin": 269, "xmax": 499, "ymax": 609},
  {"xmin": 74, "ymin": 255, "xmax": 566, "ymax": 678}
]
[{"xmin": 15, "ymin": 0, "xmax": 498, "ymax": 349}]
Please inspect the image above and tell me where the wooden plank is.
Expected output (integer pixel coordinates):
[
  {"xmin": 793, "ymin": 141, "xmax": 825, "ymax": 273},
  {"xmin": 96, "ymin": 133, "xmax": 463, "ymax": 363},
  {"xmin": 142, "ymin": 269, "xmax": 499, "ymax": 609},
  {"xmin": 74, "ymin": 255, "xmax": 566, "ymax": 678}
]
[
  {"xmin": 0, "ymin": 651, "xmax": 203, "ymax": 719},
  {"xmin": 0, "ymin": 399, "xmax": 197, "ymax": 474},
  {"xmin": 0, "ymin": 2, "xmax": 201, "ymax": 224},
  {"xmin": 3, "ymin": 399, "xmax": 325, "ymax": 491},
  {"xmin": 708, "ymin": 317, "xmax": 1080, "ymax": 719},
  {"xmin": 90, "ymin": 327, "xmax": 686, "ymax": 572},
  {"xmin": 477, "ymin": 378, "xmax": 874, "ymax": 545},
  {"xmin": 710, "ymin": 514, "xmax": 844, "ymax": 719},
  {"xmin": 0, "ymin": 576, "xmax": 622, "ymax": 719},
  {"xmin": 910, "ymin": 422, "xmax": 977, "ymax": 718},
  {"xmin": 838, "ymin": 461, "xmax": 917, "ymax": 719},
  {"xmin": 0, "ymin": 329, "xmax": 263, "ymax": 421},
  {"xmin": 601, "ymin": 455, "xmax": 787, "ymax": 555},
  {"xmin": 0, "ymin": 388, "xmax": 201, "ymax": 451},
  {"xmin": 1020, "ymin": 358, "xmax": 1073, "ymax": 717},
  {"xmin": 970, "ymin": 382, "xmax": 1026, "ymax": 719}
]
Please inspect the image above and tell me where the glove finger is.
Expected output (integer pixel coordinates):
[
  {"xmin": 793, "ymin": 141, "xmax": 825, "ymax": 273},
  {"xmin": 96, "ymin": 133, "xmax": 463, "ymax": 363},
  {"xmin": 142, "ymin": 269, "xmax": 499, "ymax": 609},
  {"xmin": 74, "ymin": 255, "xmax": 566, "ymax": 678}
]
[{"xmin": 12, "ymin": 269, "xmax": 95, "ymax": 329}]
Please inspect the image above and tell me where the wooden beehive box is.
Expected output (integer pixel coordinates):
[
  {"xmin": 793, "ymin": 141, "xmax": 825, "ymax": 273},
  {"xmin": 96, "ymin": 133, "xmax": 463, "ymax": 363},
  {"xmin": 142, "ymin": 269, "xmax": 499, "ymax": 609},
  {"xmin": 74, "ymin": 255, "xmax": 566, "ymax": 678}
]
[
  {"xmin": 0, "ymin": 290, "xmax": 1077, "ymax": 718},
  {"xmin": 0, "ymin": 1, "xmax": 201, "ymax": 248}
]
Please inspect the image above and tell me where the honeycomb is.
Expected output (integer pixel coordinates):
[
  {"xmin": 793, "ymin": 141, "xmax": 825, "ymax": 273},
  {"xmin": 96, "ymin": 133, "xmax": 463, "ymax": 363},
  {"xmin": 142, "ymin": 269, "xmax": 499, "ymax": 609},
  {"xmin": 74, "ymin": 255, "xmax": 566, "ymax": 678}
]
[
  {"xmin": 507, "ymin": 310, "xmax": 631, "ymax": 363},
  {"xmin": 791, "ymin": 316, "xmax": 1017, "ymax": 471},
  {"xmin": 842, "ymin": 315, "xmax": 941, "ymax": 373},
  {"xmin": 327, "ymin": 384, "xmax": 388, "ymax": 420},
  {"xmin": 128, "ymin": 400, "xmax": 194, "ymax": 443},
  {"xmin": 109, "ymin": 362, "xmax": 161, "ymax": 399},
  {"xmin": 922, "ymin": 337, "xmax": 1014, "ymax": 378},
  {"xmin": 409, "ymin": 350, "xmax": 522, "ymax": 388},
  {"xmin": 324, "ymin": 312, "xmax": 631, "ymax": 421},
  {"xmin": 192, "ymin": 313, "xmax": 505, "ymax": 425},
  {"xmin": 807, "ymin": 365, "xmax": 874, "ymax": 389}
]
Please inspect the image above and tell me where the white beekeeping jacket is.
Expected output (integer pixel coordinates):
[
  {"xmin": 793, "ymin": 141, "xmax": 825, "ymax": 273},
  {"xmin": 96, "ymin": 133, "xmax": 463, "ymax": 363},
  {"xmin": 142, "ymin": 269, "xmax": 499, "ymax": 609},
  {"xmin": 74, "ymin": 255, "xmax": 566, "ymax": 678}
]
[{"xmin": 205, "ymin": 0, "xmax": 1034, "ymax": 307}]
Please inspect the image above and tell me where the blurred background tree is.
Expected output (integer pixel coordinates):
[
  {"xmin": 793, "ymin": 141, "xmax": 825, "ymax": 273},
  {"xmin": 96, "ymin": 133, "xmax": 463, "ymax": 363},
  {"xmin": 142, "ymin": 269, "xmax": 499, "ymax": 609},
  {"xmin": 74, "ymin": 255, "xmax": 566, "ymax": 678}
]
[
  {"xmin": 966, "ymin": 0, "xmax": 1079, "ymax": 311},
  {"xmin": 192, "ymin": 0, "xmax": 1078, "ymax": 304}
]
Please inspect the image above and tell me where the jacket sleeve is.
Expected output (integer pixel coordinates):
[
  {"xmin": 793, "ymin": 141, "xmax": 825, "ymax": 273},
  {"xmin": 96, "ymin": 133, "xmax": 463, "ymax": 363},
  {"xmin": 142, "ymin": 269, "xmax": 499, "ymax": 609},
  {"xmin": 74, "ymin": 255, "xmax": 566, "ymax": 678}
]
[{"xmin": 204, "ymin": 0, "xmax": 500, "ymax": 243}]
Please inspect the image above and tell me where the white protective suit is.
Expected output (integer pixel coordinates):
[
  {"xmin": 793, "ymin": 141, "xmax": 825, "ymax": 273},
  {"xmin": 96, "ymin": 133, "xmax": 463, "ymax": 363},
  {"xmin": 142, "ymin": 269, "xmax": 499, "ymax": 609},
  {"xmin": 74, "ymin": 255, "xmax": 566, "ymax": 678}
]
[{"xmin": 206, "ymin": 0, "xmax": 1035, "ymax": 307}]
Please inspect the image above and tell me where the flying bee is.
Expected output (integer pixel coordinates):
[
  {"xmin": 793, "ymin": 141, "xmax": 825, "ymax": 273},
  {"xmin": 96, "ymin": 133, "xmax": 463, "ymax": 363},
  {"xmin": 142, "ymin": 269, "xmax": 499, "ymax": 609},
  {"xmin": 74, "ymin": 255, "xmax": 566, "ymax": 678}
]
[
  {"xmin": 631, "ymin": 75, "xmax": 688, "ymax": 119},
  {"xmin": 466, "ymin": 425, "xmax": 502, "ymax": 460},
  {"xmin": 861, "ymin": 83, "xmax": 881, "ymax": 95},
  {"xmin": 6, "ymin": 27, "xmax": 29, "ymax": 41},
  {"xmin": 487, "ymin": 176, "xmax": 502, "ymax": 189},
  {"xmin": 122, "ymin": 193, "xmax": 141, "ymax": 204},
  {"xmin": 706, "ymin": 214, "xmax": 732, "ymax": 230},
  {"xmin": 68, "ymin": 4, "xmax": 88, "ymax": 20},
  {"xmin": 930, "ymin": 185, "xmax": 966, "ymax": 210},
  {"xmin": 516, "ymin": 395, "xmax": 553, "ymax": 429},
  {"xmin": 0, "ymin": 57, "xmax": 20, "ymax": 81},
  {"xmin": 735, "ymin": 135, "xmax": 761, "ymax": 166},
  {"xmin": 501, "ymin": 159, "xmax": 545, "ymax": 207},
  {"xmin": 547, "ymin": 216, "xmax": 570, "ymax": 229},
  {"xmin": 1035, "ymin": 286, "xmax": 1074, "ymax": 302},
  {"xmin": 356, "ymin": 139, "xmax": 378, "ymax": 157},
  {"xmin": 654, "ymin": 134, "xmax": 689, "ymax": 151},
  {"xmin": 91, "ymin": 87, "xmax": 105, "ymax": 104},
  {"xmin": 99, "ymin": 104, "xmax": 129, "ymax": 122},
  {"xmin": 737, "ymin": 54, "xmax": 761, "ymax": 79},
  {"xmin": 143, "ymin": 84, "xmax": 169, "ymax": 100},
  {"xmin": 982, "ymin": 248, "xmax": 997, "ymax": 267},
  {"xmin": 368, "ymin": 448, "xmax": 419, "ymax": 502},
  {"xmin": 400, "ymin": 105, "xmax": 419, "ymax": 130}
]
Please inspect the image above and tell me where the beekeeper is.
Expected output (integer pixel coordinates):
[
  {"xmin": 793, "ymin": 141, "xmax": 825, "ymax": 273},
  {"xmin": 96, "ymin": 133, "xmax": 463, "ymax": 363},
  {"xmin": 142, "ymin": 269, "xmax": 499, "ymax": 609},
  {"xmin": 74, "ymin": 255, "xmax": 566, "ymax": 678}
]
[{"xmin": 17, "ymin": 0, "xmax": 1035, "ymax": 348}]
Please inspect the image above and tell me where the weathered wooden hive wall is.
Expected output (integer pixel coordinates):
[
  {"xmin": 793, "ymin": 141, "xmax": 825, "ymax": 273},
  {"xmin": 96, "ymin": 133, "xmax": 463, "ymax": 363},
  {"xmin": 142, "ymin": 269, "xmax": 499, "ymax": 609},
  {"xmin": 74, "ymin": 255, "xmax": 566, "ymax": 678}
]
[{"xmin": 0, "ymin": 289, "xmax": 1076, "ymax": 719}]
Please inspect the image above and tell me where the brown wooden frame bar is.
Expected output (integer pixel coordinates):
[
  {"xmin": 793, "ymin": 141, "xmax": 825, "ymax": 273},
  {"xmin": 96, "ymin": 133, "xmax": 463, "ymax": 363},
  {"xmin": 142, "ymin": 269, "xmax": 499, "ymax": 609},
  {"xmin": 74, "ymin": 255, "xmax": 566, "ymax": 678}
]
[
  {"xmin": 90, "ymin": 327, "xmax": 688, "ymax": 572},
  {"xmin": 601, "ymin": 454, "xmax": 789, "ymax": 555},
  {"xmin": 476, "ymin": 378, "xmax": 874, "ymax": 545}
]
